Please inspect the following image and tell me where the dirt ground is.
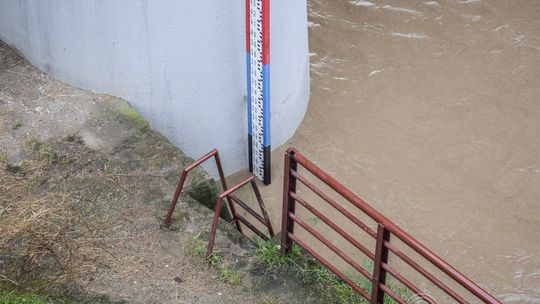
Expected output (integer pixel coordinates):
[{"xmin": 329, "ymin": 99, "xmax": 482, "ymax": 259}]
[{"xmin": 0, "ymin": 41, "xmax": 312, "ymax": 304}]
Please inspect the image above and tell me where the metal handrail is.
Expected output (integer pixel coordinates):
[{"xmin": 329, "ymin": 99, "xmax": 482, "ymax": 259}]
[
  {"xmin": 281, "ymin": 147, "xmax": 501, "ymax": 304},
  {"xmin": 206, "ymin": 176, "xmax": 274, "ymax": 257},
  {"xmin": 162, "ymin": 149, "xmax": 240, "ymax": 231}
]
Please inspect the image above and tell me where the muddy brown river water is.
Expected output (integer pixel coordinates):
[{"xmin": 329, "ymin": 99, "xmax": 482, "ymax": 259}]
[{"xmin": 238, "ymin": 0, "xmax": 540, "ymax": 302}]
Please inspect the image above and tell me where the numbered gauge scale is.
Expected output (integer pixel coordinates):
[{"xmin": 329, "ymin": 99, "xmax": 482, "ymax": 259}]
[{"xmin": 246, "ymin": 0, "xmax": 271, "ymax": 184}]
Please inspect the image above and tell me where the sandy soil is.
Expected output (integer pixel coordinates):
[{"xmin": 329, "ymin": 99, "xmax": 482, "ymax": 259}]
[{"xmin": 258, "ymin": 0, "xmax": 540, "ymax": 303}]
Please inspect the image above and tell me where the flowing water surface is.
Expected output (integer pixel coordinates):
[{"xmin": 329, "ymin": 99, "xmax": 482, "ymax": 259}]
[{"xmin": 238, "ymin": 0, "xmax": 540, "ymax": 302}]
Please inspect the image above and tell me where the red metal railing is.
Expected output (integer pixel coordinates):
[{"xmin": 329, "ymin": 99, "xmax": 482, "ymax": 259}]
[
  {"xmin": 162, "ymin": 149, "xmax": 239, "ymax": 229},
  {"xmin": 280, "ymin": 148, "xmax": 501, "ymax": 304},
  {"xmin": 206, "ymin": 175, "xmax": 274, "ymax": 258},
  {"xmin": 162, "ymin": 149, "xmax": 274, "ymax": 258}
]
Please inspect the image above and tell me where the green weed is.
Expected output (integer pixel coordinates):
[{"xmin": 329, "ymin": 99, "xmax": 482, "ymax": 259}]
[
  {"xmin": 0, "ymin": 291, "xmax": 52, "ymax": 304},
  {"xmin": 254, "ymin": 238, "xmax": 300, "ymax": 269},
  {"xmin": 38, "ymin": 145, "xmax": 57, "ymax": 168},
  {"xmin": 256, "ymin": 238, "xmax": 412, "ymax": 304},
  {"xmin": 0, "ymin": 283, "xmax": 84, "ymax": 304},
  {"xmin": 11, "ymin": 121, "xmax": 22, "ymax": 130},
  {"xmin": 208, "ymin": 254, "xmax": 221, "ymax": 267},
  {"xmin": 184, "ymin": 232, "xmax": 207, "ymax": 256},
  {"xmin": 219, "ymin": 266, "xmax": 241, "ymax": 286}
]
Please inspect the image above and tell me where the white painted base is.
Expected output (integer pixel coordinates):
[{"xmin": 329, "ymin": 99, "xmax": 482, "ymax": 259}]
[{"xmin": 0, "ymin": 0, "xmax": 310, "ymax": 177}]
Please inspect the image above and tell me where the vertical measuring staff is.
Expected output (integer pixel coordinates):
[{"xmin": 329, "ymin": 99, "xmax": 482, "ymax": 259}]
[{"xmin": 246, "ymin": 0, "xmax": 271, "ymax": 184}]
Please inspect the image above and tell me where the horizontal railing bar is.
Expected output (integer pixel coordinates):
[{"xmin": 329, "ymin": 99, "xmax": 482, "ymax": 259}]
[
  {"xmin": 288, "ymin": 148, "xmax": 501, "ymax": 304},
  {"xmin": 236, "ymin": 214, "xmax": 270, "ymax": 240},
  {"xmin": 291, "ymin": 169, "xmax": 377, "ymax": 238},
  {"xmin": 379, "ymin": 283, "xmax": 407, "ymax": 304},
  {"xmin": 289, "ymin": 212, "xmax": 373, "ymax": 281},
  {"xmin": 219, "ymin": 176, "xmax": 254, "ymax": 198},
  {"xmin": 382, "ymin": 262, "xmax": 437, "ymax": 304},
  {"xmin": 185, "ymin": 149, "xmax": 218, "ymax": 171},
  {"xmin": 164, "ymin": 148, "xmax": 239, "ymax": 230},
  {"xmin": 290, "ymin": 192, "xmax": 375, "ymax": 260},
  {"xmin": 229, "ymin": 194, "xmax": 268, "ymax": 226},
  {"xmin": 287, "ymin": 232, "xmax": 371, "ymax": 301},
  {"xmin": 385, "ymin": 241, "xmax": 468, "ymax": 304}
]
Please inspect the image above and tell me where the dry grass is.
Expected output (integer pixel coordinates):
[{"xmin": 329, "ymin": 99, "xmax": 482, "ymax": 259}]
[{"xmin": 0, "ymin": 145, "xmax": 108, "ymax": 288}]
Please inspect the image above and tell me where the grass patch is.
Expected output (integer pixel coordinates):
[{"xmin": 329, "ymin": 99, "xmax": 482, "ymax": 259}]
[
  {"xmin": 184, "ymin": 232, "xmax": 207, "ymax": 256},
  {"xmin": 254, "ymin": 238, "xmax": 301, "ymax": 269},
  {"xmin": 25, "ymin": 139, "xmax": 57, "ymax": 169},
  {"xmin": 219, "ymin": 266, "xmax": 241, "ymax": 286},
  {"xmin": 0, "ymin": 283, "xmax": 82, "ymax": 304},
  {"xmin": 11, "ymin": 121, "xmax": 22, "ymax": 130},
  {"xmin": 38, "ymin": 145, "xmax": 57, "ymax": 169},
  {"xmin": 0, "ymin": 290, "xmax": 53, "ymax": 304},
  {"xmin": 208, "ymin": 254, "xmax": 221, "ymax": 267},
  {"xmin": 184, "ymin": 233, "xmax": 243, "ymax": 286},
  {"xmin": 0, "ymin": 140, "xmax": 109, "ymax": 289},
  {"xmin": 255, "ymin": 239, "xmax": 411, "ymax": 304}
]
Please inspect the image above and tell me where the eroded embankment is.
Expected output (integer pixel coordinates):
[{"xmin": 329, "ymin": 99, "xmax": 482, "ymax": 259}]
[{"xmin": 0, "ymin": 41, "xmax": 324, "ymax": 304}]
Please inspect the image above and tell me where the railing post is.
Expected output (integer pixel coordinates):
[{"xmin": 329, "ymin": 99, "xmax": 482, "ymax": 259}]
[
  {"xmin": 214, "ymin": 151, "xmax": 242, "ymax": 233},
  {"xmin": 163, "ymin": 171, "xmax": 188, "ymax": 227},
  {"xmin": 371, "ymin": 224, "xmax": 390, "ymax": 304},
  {"xmin": 280, "ymin": 149, "xmax": 297, "ymax": 255},
  {"xmin": 206, "ymin": 196, "xmax": 225, "ymax": 258}
]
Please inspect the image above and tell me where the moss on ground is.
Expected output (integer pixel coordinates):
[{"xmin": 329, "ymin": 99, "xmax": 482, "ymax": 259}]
[
  {"xmin": 187, "ymin": 171, "xmax": 232, "ymax": 221},
  {"xmin": 113, "ymin": 101, "xmax": 149, "ymax": 132}
]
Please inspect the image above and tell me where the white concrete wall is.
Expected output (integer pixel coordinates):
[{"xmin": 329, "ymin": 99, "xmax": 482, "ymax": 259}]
[{"xmin": 0, "ymin": 0, "xmax": 310, "ymax": 177}]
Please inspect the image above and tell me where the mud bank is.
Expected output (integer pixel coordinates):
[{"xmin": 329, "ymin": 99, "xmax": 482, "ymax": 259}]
[{"xmin": 0, "ymin": 41, "xmax": 317, "ymax": 304}]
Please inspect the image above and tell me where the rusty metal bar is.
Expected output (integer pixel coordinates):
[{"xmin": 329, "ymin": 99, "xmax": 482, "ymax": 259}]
[
  {"xmin": 229, "ymin": 194, "xmax": 267, "ymax": 225},
  {"xmin": 206, "ymin": 195, "xmax": 225, "ymax": 258},
  {"xmin": 371, "ymin": 224, "xmax": 390, "ymax": 304},
  {"xmin": 206, "ymin": 176, "xmax": 254, "ymax": 258},
  {"xmin": 291, "ymin": 169, "xmax": 377, "ymax": 238},
  {"xmin": 379, "ymin": 284, "xmax": 407, "ymax": 304},
  {"xmin": 288, "ymin": 232, "xmax": 372, "ymax": 301},
  {"xmin": 281, "ymin": 150, "xmax": 297, "ymax": 255},
  {"xmin": 384, "ymin": 241, "xmax": 469, "ymax": 304},
  {"xmin": 250, "ymin": 179, "xmax": 275, "ymax": 236},
  {"xmin": 206, "ymin": 175, "xmax": 274, "ymax": 257},
  {"xmin": 290, "ymin": 191, "xmax": 375, "ymax": 260},
  {"xmin": 236, "ymin": 214, "xmax": 270, "ymax": 241},
  {"xmin": 163, "ymin": 149, "xmax": 240, "ymax": 233},
  {"xmin": 382, "ymin": 263, "xmax": 437, "ymax": 304},
  {"xmin": 289, "ymin": 212, "xmax": 373, "ymax": 281},
  {"xmin": 213, "ymin": 149, "xmax": 242, "ymax": 232},
  {"xmin": 287, "ymin": 148, "xmax": 501, "ymax": 304},
  {"xmin": 163, "ymin": 167, "xmax": 189, "ymax": 227}
]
